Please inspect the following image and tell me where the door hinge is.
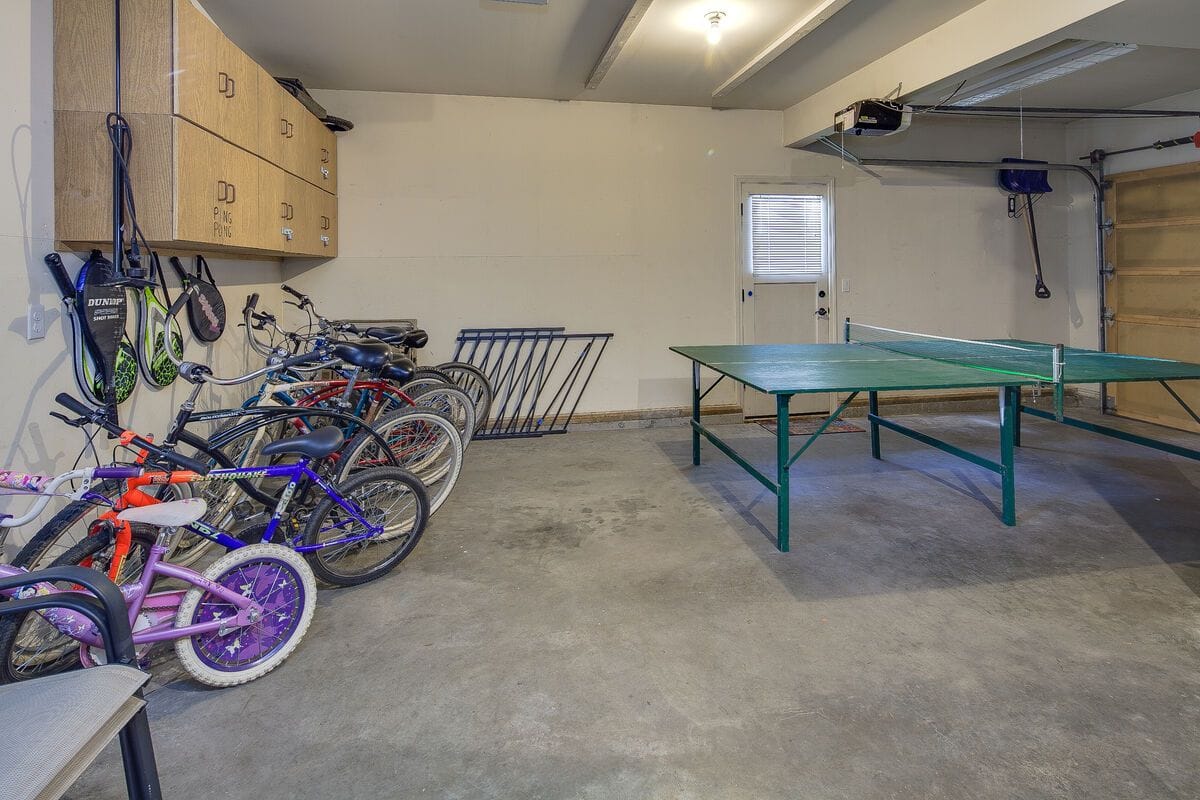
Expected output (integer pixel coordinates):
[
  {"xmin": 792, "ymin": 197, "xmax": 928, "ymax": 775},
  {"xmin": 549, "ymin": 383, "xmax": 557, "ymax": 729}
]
[
  {"xmin": 1101, "ymin": 263, "xmax": 1116, "ymax": 280},
  {"xmin": 1101, "ymin": 307, "xmax": 1116, "ymax": 325}
]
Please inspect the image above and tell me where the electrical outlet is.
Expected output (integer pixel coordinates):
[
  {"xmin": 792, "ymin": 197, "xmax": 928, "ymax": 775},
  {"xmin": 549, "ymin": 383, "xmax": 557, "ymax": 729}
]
[
  {"xmin": 27, "ymin": 303, "xmax": 45, "ymax": 340},
  {"xmin": 841, "ymin": 279, "xmax": 851, "ymax": 293}
]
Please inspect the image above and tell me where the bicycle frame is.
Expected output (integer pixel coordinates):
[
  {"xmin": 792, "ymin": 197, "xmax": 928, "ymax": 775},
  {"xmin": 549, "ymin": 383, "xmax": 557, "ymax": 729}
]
[
  {"xmin": 114, "ymin": 457, "xmax": 387, "ymax": 555},
  {"xmin": 0, "ymin": 529, "xmax": 262, "ymax": 653}
]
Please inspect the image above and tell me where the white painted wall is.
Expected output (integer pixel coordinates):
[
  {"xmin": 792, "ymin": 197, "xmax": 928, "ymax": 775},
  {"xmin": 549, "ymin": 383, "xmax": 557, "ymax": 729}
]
[
  {"xmin": 289, "ymin": 91, "xmax": 1071, "ymax": 415},
  {"xmin": 0, "ymin": 2, "xmax": 284, "ymax": 536}
]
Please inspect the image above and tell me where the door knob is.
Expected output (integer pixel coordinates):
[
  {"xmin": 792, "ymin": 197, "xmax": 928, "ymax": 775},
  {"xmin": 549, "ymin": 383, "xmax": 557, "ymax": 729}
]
[{"xmin": 816, "ymin": 307, "xmax": 828, "ymax": 317}]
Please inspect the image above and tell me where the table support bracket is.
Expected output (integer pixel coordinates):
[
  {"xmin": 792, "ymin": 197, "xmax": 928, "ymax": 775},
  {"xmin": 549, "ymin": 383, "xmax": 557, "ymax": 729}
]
[{"xmin": 1020, "ymin": 404, "xmax": 1200, "ymax": 461}]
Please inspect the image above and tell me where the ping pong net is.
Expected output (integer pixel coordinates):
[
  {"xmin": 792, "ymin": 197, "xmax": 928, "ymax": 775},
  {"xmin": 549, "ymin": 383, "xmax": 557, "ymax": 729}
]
[{"xmin": 846, "ymin": 322, "xmax": 1059, "ymax": 382}]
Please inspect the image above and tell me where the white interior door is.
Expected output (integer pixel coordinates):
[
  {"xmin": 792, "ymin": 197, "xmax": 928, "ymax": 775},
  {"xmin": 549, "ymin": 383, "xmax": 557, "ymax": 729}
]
[{"xmin": 739, "ymin": 183, "xmax": 833, "ymax": 418}]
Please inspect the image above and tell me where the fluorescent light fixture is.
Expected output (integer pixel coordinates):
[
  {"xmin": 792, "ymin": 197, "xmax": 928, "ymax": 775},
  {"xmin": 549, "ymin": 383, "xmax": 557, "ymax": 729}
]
[{"xmin": 955, "ymin": 40, "xmax": 1137, "ymax": 106}]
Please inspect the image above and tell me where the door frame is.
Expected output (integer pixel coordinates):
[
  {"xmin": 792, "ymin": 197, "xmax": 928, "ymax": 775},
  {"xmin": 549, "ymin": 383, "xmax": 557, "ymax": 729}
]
[{"xmin": 734, "ymin": 176, "xmax": 838, "ymax": 413}]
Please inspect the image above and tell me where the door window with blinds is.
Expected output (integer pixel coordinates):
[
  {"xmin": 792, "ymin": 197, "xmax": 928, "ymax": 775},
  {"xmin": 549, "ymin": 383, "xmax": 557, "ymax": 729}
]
[{"xmin": 746, "ymin": 193, "xmax": 828, "ymax": 282}]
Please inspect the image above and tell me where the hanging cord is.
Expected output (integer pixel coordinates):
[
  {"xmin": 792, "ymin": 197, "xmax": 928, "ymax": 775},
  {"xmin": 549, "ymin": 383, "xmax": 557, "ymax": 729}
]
[
  {"xmin": 1019, "ymin": 89, "xmax": 1025, "ymax": 160},
  {"xmin": 916, "ymin": 79, "xmax": 967, "ymax": 116},
  {"xmin": 106, "ymin": 112, "xmax": 154, "ymax": 277}
]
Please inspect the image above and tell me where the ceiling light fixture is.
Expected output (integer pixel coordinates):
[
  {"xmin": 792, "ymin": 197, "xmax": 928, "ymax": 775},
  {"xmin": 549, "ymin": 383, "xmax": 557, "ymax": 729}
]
[
  {"xmin": 705, "ymin": 11, "xmax": 725, "ymax": 46},
  {"xmin": 954, "ymin": 40, "xmax": 1138, "ymax": 106}
]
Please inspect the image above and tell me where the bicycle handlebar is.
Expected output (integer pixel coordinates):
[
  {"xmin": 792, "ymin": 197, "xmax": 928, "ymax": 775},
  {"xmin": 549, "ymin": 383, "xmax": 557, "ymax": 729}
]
[
  {"xmin": 53, "ymin": 394, "xmax": 211, "ymax": 475},
  {"xmin": 281, "ymin": 284, "xmax": 310, "ymax": 308}
]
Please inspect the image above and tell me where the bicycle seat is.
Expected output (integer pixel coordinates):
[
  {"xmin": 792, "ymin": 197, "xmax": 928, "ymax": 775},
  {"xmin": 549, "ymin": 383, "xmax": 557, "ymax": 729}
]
[
  {"xmin": 365, "ymin": 327, "xmax": 427, "ymax": 349},
  {"xmin": 117, "ymin": 498, "xmax": 208, "ymax": 527},
  {"xmin": 331, "ymin": 341, "xmax": 392, "ymax": 370},
  {"xmin": 379, "ymin": 356, "xmax": 415, "ymax": 384},
  {"xmin": 260, "ymin": 426, "xmax": 345, "ymax": 459}
]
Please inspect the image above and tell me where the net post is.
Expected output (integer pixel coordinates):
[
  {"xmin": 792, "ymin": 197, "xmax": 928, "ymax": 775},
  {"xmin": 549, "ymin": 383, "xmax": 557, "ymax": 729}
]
[
  {"xmin": 1053, "ymin": 343, "xmax": 1065, "ymax": 422},
  {"xmin": 843, "ymin": 317, "xmax": 851, "ymax": 344}
]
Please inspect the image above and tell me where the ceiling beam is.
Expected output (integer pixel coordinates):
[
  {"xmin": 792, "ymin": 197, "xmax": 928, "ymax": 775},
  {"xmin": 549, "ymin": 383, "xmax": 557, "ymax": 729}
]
[
  {"xmin": 712, "ymin": 0, "xmax": 855, "ymax": 100},
  {"xmin": 782, "ymin": 0, "xmax": 1136, "ymax": 147},
  {"xmin": 586, "ymin": 0, "xmax": 654, "ymax": 90}
]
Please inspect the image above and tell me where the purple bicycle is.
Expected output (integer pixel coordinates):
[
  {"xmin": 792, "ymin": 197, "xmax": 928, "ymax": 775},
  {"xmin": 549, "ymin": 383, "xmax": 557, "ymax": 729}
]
[{"xmin": 0, "ymin": 466, "xmax": 316, "ymax": 687}]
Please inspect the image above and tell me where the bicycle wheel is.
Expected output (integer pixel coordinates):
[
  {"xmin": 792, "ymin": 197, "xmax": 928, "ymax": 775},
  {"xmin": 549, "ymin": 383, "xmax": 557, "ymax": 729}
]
[
  {"xmin": 412, "ymin": 367, "xmax": 452, "ymax": 383},
  {"xmin": 302, "ymin": 467, "xmax": 428, "ymax": 586},
  {"xmin": 409, "ymin": 383, "xmax": 476, "ymax": 448},
  {"xmin": 0, "ymin": 526, "xmax": 155, "ymax": 683},
  {"xmin": 339, "ymin": 407, "xmax": 463, "ymax": 514},
  {"xmin": 435, "ymin": 361, "xmax": 493, "ymax": 432},
  {"xmin": 174, "ymin": 543, "xmax": 316, "ymax": 687}
]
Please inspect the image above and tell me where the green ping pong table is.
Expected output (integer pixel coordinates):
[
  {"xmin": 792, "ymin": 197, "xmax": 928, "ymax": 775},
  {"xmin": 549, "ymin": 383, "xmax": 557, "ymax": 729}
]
[{"xmin": 671, "ymin": 320, "xmax": 1200, "ymax": 552}]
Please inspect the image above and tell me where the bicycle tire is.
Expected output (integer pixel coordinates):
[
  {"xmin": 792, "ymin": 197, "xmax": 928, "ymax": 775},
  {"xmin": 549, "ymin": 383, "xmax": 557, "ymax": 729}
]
[
  {"xmin": 339, "ymin": 407, "xmax": 463, "ymax": 515},
  {"xmin": 302, "ymin": 467, "xmax": 428, "ymax": 586},
  {"xmin": 412, "ymin": 367, "xmax": 452, "ymax": 383},
  {"xmin": 435, "ymin": 361, "xmax": 493, "ymax": 432},
  {"xmin": 174, "ymin": 543, "xmax": 317, "ymax": 687},
  {"xmin": 409, "ymin": 383, "xmax": 476, "ymax": 449},
  {"xmin": 0, "ymin": 526, "xmax": 156, "ymax": 683}
]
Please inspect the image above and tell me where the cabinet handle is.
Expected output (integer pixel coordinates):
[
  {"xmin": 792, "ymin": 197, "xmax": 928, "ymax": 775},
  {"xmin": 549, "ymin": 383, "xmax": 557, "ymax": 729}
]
[
  {"xmin": 320, "ymin": 215, "xmax": 330, "ymax": 230},
  {"xmin": 288, "ymin": 203, "xmax": 294, "ymax": 220},
  {"xmin": 218, "ymin": 72, "xmax": 235, "ymax": 98},
  {"xmin": 280, "ymin": 202, "xmax": 295, "ymax": 220},
  {"xmin": 280, "ymin": 118, "xmax": 288, "ymax": 136},
  {"xmin": 217, "ymin": 181, "xmax": 236, "ymax": 204},
  {"xmin": 320, "ymin": 148, "xmax": 330, "ymax": 164}
]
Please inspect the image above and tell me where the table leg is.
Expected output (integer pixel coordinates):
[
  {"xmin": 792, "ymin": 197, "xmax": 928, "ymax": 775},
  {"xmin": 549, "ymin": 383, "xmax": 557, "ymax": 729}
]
[
  {"xmin": 868, "ymin": 391, "xmax": 881, "ymax": 459},
  {"xmin": 691, "ymin": 361, "xmax": 701, "ymax": 466},
  {"xmin": 1000, "ymin": 386, "xmax": 1017, "ymax": 526},
  {"xmin": 1013, "ymin": 394, "xmax": 1023, "ymax": 447},
  {"xmin": 777, "ymin": 393, "xmax": 792, "ymax": 552}
]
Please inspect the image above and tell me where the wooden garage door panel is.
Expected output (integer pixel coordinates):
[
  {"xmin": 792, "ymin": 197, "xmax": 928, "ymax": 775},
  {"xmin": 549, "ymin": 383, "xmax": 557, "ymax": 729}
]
[
  {"xmin": 1110, "ymin": 223, "xmax": 1200, "ymax": 268},
  {"xmin": 1114, "ymin": 171, "xmax": 1200, "ymax": 223},
  {"xmin": 1113, "ymin": 274, "xmax": 1200, "ymax": 319},
  {"xmin": 1111, "ymin": 322, "xmax": 1200, "ymax": 432}
]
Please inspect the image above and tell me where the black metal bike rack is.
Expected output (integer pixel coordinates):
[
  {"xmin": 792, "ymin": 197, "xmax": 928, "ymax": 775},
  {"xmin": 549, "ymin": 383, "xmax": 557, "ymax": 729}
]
[{"xmin": 452, "ymin": 327, "xmax": 613, "ymax": 439}]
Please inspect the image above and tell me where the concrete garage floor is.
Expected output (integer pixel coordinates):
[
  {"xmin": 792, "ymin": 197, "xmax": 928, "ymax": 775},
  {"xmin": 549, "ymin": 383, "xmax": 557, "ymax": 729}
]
[{"xmin": 72, "ymin": 410, "xmax": 1200, "ymax": 799}]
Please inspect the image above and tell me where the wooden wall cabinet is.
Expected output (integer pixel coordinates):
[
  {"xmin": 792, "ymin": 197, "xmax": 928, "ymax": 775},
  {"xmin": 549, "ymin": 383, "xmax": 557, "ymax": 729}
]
[
  {"xmin": 54, "ymin": 0, "xmax": 338, "ymax": 258},
  {"xmin": 259, "ymin": 71, "xmax": 339, "ymax": 193}
]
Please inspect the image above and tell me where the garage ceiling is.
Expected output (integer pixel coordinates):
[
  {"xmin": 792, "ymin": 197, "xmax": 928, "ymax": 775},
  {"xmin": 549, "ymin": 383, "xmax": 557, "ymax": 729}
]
[{"xmin": 200, "ymin": 0, "xmax": 1200, "ymax": 112}]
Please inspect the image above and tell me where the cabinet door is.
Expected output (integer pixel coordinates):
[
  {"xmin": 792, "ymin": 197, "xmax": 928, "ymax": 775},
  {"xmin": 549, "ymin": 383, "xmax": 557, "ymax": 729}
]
[
  {"xmin": 174, "ymin": 0, "xmax": 259, "ymax": 150},
  {"xmin": 175, "ymin": 119, "xmax": 263, "ymax": 249},
  {"xmin": 260, "ymin": 167, "xmax": 304, "ymax": 254},
  {"xmin": 297, "ymin": 115, "xmax": 338, "ymax": 193},
  {"xmin": 257, "ymin": 70, "xmax": 287, "ymax": 170},
  {"xmin": 300, "ymin": 184, "xmax": 338, "ymax": 257},
  {"xmin": 276, "ymin": 176, "xmax": 337, "ymax": 256}
]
